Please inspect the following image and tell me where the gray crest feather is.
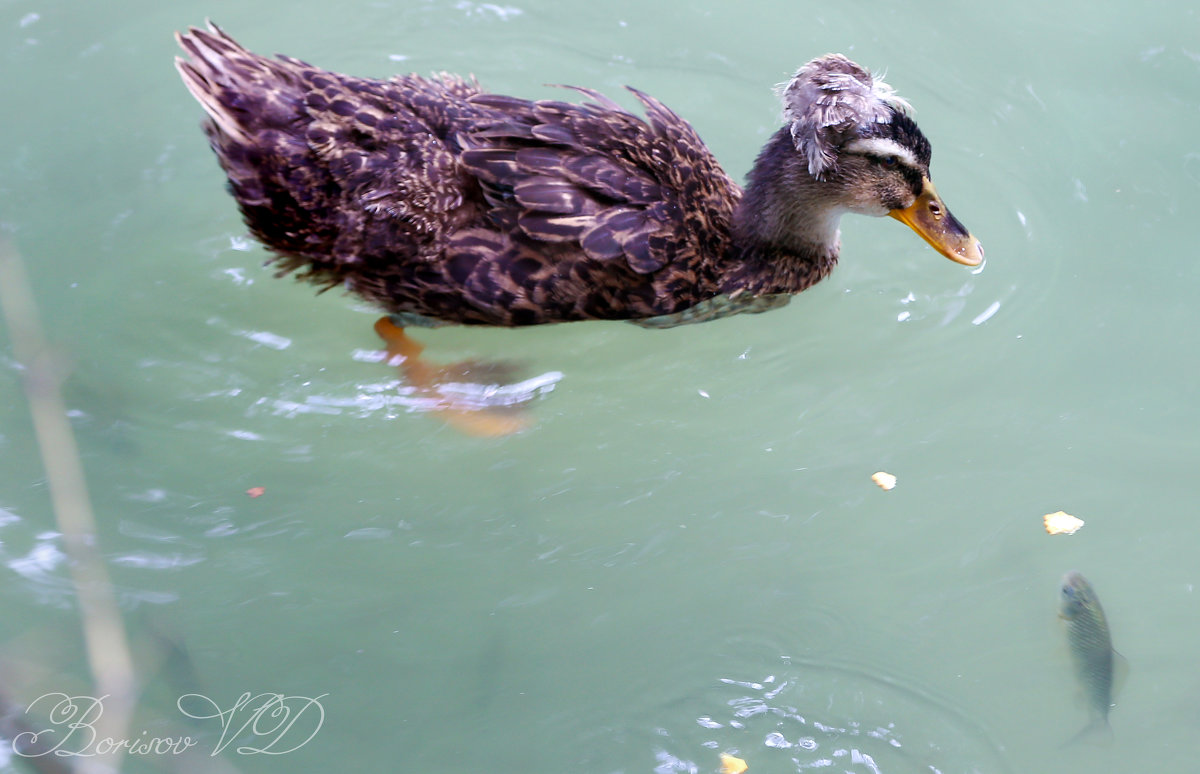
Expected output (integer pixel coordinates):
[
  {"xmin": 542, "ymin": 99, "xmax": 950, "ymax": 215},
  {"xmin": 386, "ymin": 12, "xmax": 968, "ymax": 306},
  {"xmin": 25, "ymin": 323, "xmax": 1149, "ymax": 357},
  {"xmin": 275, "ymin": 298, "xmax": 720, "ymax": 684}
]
[{"xmin": 777, "ymin": 54, "xmax": 911, "ymax": 179}]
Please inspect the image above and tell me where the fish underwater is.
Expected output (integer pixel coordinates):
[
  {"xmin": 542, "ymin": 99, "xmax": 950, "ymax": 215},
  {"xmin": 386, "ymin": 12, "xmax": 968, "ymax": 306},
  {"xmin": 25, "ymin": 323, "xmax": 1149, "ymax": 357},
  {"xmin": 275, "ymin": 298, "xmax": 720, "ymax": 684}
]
[{"xmin": 1059, "ymin": 571, "xmax": 1125, "ymax": 741}]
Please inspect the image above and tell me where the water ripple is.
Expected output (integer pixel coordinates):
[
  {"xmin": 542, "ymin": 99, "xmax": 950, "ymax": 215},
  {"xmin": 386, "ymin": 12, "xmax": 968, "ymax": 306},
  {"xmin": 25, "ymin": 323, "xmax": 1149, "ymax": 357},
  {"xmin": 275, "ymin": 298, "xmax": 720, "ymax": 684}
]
[{"xmin": 656, "ymin": 658, "xmax": 1011, "ymax": 774}]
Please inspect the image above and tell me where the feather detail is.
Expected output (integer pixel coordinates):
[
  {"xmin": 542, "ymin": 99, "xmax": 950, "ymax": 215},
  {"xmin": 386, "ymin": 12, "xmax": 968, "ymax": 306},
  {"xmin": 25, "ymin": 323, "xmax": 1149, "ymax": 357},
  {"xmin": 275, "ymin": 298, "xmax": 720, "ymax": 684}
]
[{"xmin": 777, "ymin": 54, "xmax": 911, "ymax": 179}]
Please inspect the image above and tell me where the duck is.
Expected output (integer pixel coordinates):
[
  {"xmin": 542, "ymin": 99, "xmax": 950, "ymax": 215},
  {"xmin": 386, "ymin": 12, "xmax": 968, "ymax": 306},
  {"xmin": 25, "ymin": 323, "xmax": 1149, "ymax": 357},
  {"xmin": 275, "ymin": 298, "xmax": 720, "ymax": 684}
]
[{"xmin": 175, "ymin": 23, "xmax": 982, "ymax": 335}]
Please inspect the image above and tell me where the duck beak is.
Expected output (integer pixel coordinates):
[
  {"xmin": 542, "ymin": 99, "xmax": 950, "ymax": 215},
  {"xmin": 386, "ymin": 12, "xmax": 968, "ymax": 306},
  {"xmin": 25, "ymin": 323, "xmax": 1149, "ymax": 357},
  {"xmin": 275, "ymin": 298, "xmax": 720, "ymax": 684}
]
[{"xmin": 889, "ymin": 178, "xmax": 983, "ymax": 267}]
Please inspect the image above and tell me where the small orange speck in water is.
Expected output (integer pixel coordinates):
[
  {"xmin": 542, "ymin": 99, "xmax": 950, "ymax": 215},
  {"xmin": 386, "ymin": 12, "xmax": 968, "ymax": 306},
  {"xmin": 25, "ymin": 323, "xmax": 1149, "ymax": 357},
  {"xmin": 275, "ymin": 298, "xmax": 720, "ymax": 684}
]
[{"xmin": 246, "ymin": 487, "xmax": 265, "ymax": 498}]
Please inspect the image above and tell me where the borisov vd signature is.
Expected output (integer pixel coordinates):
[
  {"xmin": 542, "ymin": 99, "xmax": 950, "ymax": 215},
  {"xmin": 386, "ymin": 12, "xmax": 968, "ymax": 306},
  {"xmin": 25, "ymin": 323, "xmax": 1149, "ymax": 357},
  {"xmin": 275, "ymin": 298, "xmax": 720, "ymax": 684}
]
[
  {"xmin": 178, "ymin": 691, "xmax": 327, "ymax": 755},
  {"xmin": 13, "ymin": 691, "xmax": 328, "ymax": 759}
]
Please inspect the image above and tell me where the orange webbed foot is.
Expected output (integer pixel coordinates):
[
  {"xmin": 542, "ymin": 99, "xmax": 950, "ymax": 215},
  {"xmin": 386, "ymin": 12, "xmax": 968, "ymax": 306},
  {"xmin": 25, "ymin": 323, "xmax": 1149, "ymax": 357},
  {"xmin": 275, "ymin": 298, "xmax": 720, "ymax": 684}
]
[{"xmin": 373, "ymin": 317, "xmax": 541, "ymax": 437}]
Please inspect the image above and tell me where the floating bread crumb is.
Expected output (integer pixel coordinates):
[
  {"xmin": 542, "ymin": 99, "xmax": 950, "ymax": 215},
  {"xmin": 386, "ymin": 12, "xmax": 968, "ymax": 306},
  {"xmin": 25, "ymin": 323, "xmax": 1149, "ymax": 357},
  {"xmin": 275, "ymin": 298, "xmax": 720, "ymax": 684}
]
[
  {"xmin": 719, "ymin": 753, "xmax": 748, "ymax": 774},
  {"xmin": 871, "ymin": 471, "xmax": 897, "ymax": 491},
  {"xmin": 1043, "ymin": 511, "xmax": 1084, "ymax": 535}
]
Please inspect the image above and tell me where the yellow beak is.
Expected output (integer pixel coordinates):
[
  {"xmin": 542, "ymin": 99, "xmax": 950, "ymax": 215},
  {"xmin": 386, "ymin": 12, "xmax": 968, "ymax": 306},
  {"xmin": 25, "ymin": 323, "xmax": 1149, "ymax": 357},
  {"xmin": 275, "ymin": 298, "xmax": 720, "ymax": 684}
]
[{"xmin": 888, "ymin": 178, "xmax": 983, "ymax": 267}]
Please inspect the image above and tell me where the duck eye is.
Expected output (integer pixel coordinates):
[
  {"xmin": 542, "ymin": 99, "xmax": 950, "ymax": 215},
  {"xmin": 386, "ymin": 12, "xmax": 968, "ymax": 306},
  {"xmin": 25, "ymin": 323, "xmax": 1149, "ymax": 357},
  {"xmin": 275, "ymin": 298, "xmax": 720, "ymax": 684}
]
[{"xmin": 883, "ymin": 155, "xmax": 898, "ymax": 167}]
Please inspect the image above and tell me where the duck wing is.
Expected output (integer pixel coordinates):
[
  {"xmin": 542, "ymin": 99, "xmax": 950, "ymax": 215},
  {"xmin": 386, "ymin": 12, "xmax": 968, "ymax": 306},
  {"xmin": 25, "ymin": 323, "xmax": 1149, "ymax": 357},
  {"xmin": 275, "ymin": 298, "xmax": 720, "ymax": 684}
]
[
  {"xmin": 376, "ymin": 86, "xmax": 746, "ymax": 324},
  {"xmin": 177, "ymin": 23, "xmax": 741, "ymax": 324},
  {"xmin": 460, "ymin": 87, "xmax": 741, "ymax": 279}
]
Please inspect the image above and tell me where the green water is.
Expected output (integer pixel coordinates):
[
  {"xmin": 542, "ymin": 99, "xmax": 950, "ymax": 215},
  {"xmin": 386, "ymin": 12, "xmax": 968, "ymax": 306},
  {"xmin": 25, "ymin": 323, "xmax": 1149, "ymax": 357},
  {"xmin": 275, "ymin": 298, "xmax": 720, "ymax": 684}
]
[{"xmin": 2, "ymin": 0, "xmax": 1199, "ymax": 771}]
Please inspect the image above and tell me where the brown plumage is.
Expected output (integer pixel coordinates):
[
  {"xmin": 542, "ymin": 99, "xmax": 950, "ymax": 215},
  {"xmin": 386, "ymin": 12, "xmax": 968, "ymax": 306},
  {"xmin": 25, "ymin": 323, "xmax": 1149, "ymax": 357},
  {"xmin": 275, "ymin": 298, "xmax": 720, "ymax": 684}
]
[{"xmin": 175, "ymin": 23, "xmax": 982, "ymax": 329}]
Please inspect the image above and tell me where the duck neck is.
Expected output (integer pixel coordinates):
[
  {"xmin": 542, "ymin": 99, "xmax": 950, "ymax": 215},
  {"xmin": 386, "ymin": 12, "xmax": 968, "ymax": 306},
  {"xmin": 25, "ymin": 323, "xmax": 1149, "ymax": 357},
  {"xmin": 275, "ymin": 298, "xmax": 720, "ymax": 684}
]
[{"xmin": 723, "ymin": 128, "xmax": 843, "ymax": 296}]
